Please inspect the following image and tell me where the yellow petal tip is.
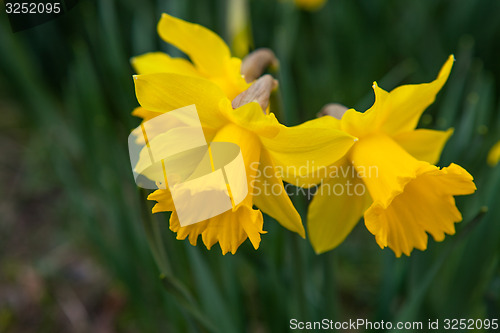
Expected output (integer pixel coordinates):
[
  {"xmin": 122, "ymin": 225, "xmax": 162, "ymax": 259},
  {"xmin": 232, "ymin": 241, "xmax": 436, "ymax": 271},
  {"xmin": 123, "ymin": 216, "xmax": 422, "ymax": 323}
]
[{"xmin": 313, "ymin": 248, "xmax": 324, "ymax": 255}]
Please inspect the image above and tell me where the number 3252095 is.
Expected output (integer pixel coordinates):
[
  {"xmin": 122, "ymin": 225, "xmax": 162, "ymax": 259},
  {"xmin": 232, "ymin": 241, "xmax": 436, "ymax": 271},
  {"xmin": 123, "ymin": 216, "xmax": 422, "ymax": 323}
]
[{"xmin": 6, "ymin": 2, "xmax": 61, "ymax": 14}]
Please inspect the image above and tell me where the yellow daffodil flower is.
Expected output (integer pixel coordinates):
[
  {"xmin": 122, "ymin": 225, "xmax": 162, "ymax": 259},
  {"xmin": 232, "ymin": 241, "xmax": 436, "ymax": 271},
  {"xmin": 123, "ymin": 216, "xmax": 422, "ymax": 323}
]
[
  {"xmin": 133, "ymin": 73, "xmax": 357, "ymax": 254},
  {"xmin": 294, "ymin": 0, "xmax": 327, "ymax": 11},
  {"xmin": 487, "ymin": 141, "xmax": 500, "ymax": 166},
  {"xmin": 304, "ymin": 55, "xmax": 477, "ymax": 257},
  {"xmin": 131, "ymin": 13, "xmax": 251, "ymax": 121}
]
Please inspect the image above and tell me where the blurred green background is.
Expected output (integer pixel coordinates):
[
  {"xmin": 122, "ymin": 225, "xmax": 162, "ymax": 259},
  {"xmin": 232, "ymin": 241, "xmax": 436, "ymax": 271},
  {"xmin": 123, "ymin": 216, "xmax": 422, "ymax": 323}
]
[{"xmin": 1, "ymin": 0, "xmax": 499, "ymax": 332}]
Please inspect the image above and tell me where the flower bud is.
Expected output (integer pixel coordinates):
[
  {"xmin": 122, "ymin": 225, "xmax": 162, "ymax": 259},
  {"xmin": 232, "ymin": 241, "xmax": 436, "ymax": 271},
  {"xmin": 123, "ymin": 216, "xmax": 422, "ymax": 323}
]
[
  {"xmin": 317, "ymin": 103, "xmax": 348, "ymax": 120},
  {"xmin": 232, "ymin": 74, "xmax": 278, "ymax": 112},
  {"xmin": 241, "ymin": 48, "xmax": 279, "ymax": 83}
]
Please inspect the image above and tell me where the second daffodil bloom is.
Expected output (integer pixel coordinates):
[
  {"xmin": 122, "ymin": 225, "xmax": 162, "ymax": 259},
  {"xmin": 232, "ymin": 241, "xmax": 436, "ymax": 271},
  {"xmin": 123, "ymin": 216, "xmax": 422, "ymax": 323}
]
[
  {"xmin": 134, "ymin": 73, "xmax": 357, "ymax": 254},
  {"xmin": 487, "ymin": 141, "xmax": 500, "ymax": 166},
  {"xmin": 305, "ymin": 55, "xmax": 477, "ymax": 257},
  {"xmin": 294, "ymin": 0, "xmax": 327, "ymax": 11}
]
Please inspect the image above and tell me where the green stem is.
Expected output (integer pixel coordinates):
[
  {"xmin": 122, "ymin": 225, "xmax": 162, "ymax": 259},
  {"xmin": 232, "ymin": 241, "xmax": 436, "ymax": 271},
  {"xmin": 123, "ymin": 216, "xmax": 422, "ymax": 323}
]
[
  {"xmin": 140, "ymin": 189, "xmax": 170, "ymax": 274},
  {"xmin": 392, "ymin": 207, "xmax": 488, "ymax": 327},
  {"xmin": 323, "ymin": 251, "xmax": 339, "ymax": 321},
  {"xmin": 152, "ymin": 213, "xmax": 171, "ymax": 273},
  {"xmin": 291, "ymin": 234, "xmax": 308, "ymax": 321},
  {"xmin": 139, "ymin": 189, "xmax": 217, "ymax": 332},
  {"xmin": 274, "ymin": 1, "xmax": 300, "ymax": 125}
]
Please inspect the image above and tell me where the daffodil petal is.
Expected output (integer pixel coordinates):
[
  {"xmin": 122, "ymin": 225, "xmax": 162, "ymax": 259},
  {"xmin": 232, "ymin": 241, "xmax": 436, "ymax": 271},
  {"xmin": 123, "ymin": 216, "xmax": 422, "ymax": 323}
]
[
  {"xmin": 375, "ymin": 55, "xmax": 454, "ymax": 135},
  {"xmin": 349, "ymin": 134, "xmax": 426, "ymax": 209},
  {"xmin": 211, "ymin": 123, "xmax": 261, "ymax": 195},
  {"xmin": 132, "ymin": 106, "xmax": 162, "ymax": 121},
  {"xmin": 317, "ymin": 115, "xmax": 343, "ymax": 130},
  {"xmin": 132, "ymin": 106, "xmax": 218, "ymax": 144},
  {"xmin": 133, "ymin": 73, "xmax": 227, "ymax": 129},
  {"xmin": 260, "ymin": 117, "xmax": 358, "ymax": 183},
  {"xmin": 364, "ymin": 163, "xmax": 476, "ymax": 257},
  {"xmin": 149, "ymin": 189, "xmax": 175, "ymax": 213},
  {"xmin": 211, "ymin": 57, "xmax": 250, "ymax": 100},
  {"xmin": 339, "ymin": 85, "xmax": 388, "ymax": 138},
  {"xmin": 307, "ymin": 161, "xmax": 372, "ymax": 254},
  {"xmin": 169, "ymin": 211, "xmax": 209, "ymax": 246},
  {"xmin": 157, "ymin": 13, "xmax": 231, "ymax": 78},
  {"xmin": 131, "ymin": 52, "xmax": 198, "ymax": 76},
  {"xmin": 252, "ymin": 149, "xmax": 305, "ymax": 238},
  {"xmin": 167, "ymin": 197, "xmax": 265, "ymax": 254},
  {"xmin": 168, "ymin": 122, "xmax": 266, "ymax": 255},
  {"xmin": 280, "ymin": 156, "xmax": 350, "ymax": 189},
  {"xmin": 201, "ymin": 205, "xmax": 264, "ymax": 254},
  {"xmin": 223, "ymin": 100, "xmax": 281, "ymax": 138},
  {"xmin": 393, "ymin": 128, "xmax": 454, "ymax": 164}
]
